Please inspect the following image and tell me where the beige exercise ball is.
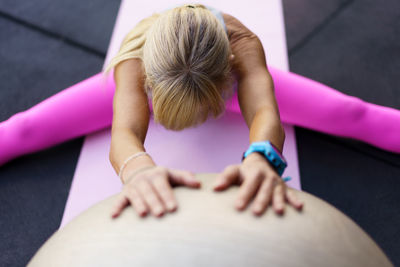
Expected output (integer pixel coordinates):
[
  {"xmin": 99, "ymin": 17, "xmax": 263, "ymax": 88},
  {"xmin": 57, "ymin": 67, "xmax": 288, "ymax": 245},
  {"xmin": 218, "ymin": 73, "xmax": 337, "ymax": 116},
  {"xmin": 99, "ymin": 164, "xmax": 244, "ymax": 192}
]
[{"xmin": 29, "ymin": 173, "xmax": 393, "ymax": 267}]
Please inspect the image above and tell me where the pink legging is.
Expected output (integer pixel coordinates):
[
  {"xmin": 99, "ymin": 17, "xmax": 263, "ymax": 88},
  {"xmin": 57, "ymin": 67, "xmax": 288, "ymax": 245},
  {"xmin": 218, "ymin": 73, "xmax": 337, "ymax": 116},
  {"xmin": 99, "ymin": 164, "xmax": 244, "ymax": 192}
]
[{"xmin": 1, "ymin": 66, "xmax": 399, "ymax": 166}]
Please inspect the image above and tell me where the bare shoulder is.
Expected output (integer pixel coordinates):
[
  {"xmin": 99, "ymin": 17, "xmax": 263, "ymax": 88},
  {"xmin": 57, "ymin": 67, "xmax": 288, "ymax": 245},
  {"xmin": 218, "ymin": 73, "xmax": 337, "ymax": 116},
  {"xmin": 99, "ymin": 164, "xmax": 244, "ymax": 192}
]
[
  {"xmin": 114, "ymin": 58, "xmax": 145, "ymax": 93},
  {"xmin": 221, "ymin": 12, "xmax": 267, "ymax": 78},
  {"xmin": 222, "ymin": 12, "xmax": 258, "ymax": 42}
]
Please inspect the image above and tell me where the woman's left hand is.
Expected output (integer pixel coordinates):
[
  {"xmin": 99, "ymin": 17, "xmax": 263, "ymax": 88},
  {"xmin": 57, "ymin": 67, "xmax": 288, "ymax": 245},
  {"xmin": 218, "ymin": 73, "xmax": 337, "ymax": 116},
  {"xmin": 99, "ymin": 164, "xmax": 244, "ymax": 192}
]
[{"xmin": 213, "ymin": 152, "xmax": 303, "ymax": 216}]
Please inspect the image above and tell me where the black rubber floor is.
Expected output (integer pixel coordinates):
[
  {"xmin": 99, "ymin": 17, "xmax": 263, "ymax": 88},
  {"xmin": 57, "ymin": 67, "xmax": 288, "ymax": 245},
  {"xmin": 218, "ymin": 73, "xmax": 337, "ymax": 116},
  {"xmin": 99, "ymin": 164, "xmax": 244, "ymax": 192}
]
[
  {"xmin": 0, "ymin": 1, "xmax": 118, "ymax": 266},
  {"xmin": 0, "ymin": 1, "xmax": 399, "ymax": 266}
]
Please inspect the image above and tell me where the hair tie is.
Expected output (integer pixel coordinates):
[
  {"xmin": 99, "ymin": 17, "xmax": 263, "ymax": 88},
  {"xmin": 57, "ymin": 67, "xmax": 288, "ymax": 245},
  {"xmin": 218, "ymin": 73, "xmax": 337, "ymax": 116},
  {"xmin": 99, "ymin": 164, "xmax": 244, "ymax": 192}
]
[{"xmin": 187, "ymin": 5, "xmax": 195, "ymax": 8}]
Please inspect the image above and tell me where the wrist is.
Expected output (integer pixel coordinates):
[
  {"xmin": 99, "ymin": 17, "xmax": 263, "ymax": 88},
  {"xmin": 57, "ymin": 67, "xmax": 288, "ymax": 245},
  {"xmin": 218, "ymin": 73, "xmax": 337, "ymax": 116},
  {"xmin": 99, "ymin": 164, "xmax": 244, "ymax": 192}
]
[
  {"xmin": 243, "ymin": 152, "xmax": 265, "ymax": 163},
  {"xmin": 242, "ymin": 140, "xmax": 287, "ymax": 176},
  {"xmin": 119, "ymin": 152, "xmax": 155, "ymax": 182},
  {"xmin": 123, "ymin": 156, "xmax": 155, "ymax": 180},
  {"xmin": 124, "ymin": 165, "xmax": 156, "ymax": 184}
]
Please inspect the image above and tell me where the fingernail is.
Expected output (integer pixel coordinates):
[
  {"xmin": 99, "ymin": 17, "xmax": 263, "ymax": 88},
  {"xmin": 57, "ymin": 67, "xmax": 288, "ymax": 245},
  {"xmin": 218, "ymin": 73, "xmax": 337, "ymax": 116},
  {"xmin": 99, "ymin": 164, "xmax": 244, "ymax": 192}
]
[
  {"xmin": 236, "ymin": 199, "xmax": 244, "ymax": 209},
  {"xmin": 254, "ymin": 204, "xmax": 262, "ymax": 212},
  {"xmin": 140, "ymin": 210, "xmax": 147, "ymax": 217},
  {"xmin": 214, "ymin": 179, "xmax": 224, "ymax": 187},
  {"xmin": 213, "ymin": 182, "xmax": 221, "ymax": 189},
  {"xmin": 167, "ymin": 201, "xmax": 176, "ymax": 211},
  {"xmin": 275, "ymin": 206, "xmax": 284, "ymax": 214},
  {"xmin": 190, "ymin": 177, "xmax": 199, "ymax": 183},
  {"xmin": 154, "ymin": 206, "xmax": 163, "ymax": 215}
]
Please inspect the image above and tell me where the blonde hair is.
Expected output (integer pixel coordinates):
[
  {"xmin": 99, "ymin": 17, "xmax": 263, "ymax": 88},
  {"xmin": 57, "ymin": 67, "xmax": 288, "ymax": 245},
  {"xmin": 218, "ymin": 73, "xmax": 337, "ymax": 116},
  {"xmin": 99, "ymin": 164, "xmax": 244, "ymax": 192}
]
[{"xmin": 106, "ymin": 4, "xmax": 233, "ymax": 130}]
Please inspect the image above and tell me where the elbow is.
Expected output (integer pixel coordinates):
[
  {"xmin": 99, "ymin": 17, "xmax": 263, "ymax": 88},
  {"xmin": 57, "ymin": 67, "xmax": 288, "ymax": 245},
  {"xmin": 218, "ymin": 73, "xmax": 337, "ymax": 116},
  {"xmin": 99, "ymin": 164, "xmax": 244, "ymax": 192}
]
[
  {"xmin": 109, "ymin": 145, "xmax": 116, "ymax": 168},
  {"xmin": 109, "ymin": 148, "xmax": 114, "ymax": 165},
  {"xmin": 280, "ymin": 123, "xmax": 286, "ymax": 148},
  {"xmin": 108, "ymin": 135, "xmax": 118, "ymax": 169}
]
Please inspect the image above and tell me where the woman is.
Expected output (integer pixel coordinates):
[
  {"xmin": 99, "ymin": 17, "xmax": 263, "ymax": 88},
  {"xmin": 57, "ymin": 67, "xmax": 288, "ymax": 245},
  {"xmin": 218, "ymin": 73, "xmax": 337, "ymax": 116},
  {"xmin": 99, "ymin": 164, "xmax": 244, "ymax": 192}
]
[
  {"xmin": 107, "ymin": 4, "xmax": 301, "ymax": 219},
  {"xmin": 1, "ymin": 4, "xmax": 399, "ymax": 218}
]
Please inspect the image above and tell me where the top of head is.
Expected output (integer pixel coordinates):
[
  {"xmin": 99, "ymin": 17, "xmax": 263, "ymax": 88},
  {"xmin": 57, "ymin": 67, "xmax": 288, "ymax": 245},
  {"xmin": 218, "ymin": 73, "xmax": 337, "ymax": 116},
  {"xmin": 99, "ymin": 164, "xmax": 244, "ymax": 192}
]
[{"xmin": 108, "ymin": 4, "xmax": 234, "ymax": 131}]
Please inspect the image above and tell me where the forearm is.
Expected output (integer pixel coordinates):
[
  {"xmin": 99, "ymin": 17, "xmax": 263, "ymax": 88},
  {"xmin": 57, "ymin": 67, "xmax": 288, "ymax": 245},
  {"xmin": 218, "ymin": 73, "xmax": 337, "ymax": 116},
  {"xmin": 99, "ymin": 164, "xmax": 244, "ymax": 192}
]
[
  {"xmin": 109, "ymin": 128, "xmax": 156, "ymax": 183},
  {"xmin": 237, "ymin": 70, "xmax": 285, "ymax": 152},
  {"xmin": 249, "ymin": 107, "xmax": 285, "ymax": 153}
]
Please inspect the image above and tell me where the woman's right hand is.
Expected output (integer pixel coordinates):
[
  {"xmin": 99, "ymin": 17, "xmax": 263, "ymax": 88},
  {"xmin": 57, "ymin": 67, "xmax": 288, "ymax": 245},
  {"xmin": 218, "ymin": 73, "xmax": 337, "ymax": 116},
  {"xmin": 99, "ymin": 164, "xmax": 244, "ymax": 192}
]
[{"xmin": 111, "ymin": 166, "xmax": 201, "ymax": 218}]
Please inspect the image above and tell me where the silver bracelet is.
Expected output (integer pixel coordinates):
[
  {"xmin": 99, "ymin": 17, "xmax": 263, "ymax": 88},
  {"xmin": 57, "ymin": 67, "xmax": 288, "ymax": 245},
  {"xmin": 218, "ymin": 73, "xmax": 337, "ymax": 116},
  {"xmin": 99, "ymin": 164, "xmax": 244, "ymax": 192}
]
[
  {"xmin": 118, "ymin": 152, "xmax": 149, "ymax": 181},
  {"xmin": 124, "ymin": 165, "xmax": 156, "ymax": 184}
]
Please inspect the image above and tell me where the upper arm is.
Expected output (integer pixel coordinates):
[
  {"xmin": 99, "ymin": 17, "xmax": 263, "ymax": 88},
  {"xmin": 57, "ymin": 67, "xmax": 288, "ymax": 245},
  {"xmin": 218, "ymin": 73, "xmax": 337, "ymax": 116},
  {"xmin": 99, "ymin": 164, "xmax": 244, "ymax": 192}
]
[{"xmin": 112, "ymin": 58, "xmax": 150, "ymax": 142}]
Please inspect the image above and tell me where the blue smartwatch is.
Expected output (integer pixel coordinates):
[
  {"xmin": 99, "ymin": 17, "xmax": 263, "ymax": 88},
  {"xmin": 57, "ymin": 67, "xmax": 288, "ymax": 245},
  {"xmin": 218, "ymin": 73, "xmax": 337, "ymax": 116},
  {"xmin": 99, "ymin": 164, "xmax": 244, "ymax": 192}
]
[{"xmin": 242, "ymin": 141, "xmax": 287, "ymax": 176}]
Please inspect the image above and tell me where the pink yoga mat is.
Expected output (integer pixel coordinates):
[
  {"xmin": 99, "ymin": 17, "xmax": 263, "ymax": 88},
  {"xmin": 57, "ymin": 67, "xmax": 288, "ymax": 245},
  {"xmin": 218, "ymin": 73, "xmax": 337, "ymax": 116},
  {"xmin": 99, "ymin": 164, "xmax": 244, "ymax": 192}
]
[{"xmin": 60, "ymin": 0, "xmax": 300, "ymax": 228}]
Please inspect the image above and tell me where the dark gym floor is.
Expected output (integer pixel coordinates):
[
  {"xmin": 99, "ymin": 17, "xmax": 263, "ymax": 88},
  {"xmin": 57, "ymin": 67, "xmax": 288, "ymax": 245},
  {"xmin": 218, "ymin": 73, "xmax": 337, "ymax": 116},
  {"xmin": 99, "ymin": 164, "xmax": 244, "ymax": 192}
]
[{"xmin": 0, "ymin": 1, "xmax": 399, "ymax": 266}]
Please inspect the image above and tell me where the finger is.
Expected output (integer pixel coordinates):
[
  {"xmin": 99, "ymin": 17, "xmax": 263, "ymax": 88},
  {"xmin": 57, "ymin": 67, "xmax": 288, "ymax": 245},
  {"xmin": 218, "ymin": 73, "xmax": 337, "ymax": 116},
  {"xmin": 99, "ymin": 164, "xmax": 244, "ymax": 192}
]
[
  {"xmin": 235, "ymin": 170, "xmax": 263, "ymax": 210},
  {"xmin": 111, "ymin": 194, "xmax": 130, "ymax": 218},
  {"xmin": 286, "ymin": 189, "xmax": 304, "ymax": 210},
  {"xmin": 169, "ymin": 169, "xmax": 201, "ymax": 188},
  {"xmin": 213, "ymin": 165, "xmax": 240, "ymax": 191},
  {"xmin": 152, "ymin": 176, "xmax": 178, "ymax": 212},
  {"xmin": 125, "ymin": 186, "xmax": 149, "ymax": 217},
  {"xmin": 251, "ymin": 177, "xmax": 274, "ymax": 216},
  {"xmin": 272, "ymin": 181, "xmax": 285, "ymax": 215},
  {"xmin": 136, "ymin": 179, "xmax": 165, "ymax": 217}
]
